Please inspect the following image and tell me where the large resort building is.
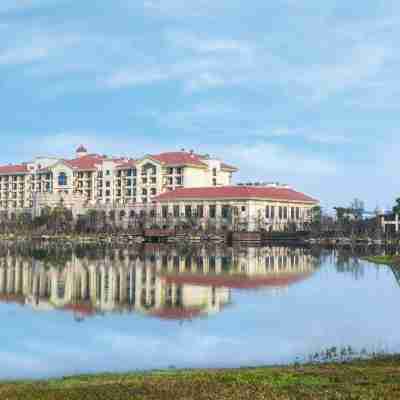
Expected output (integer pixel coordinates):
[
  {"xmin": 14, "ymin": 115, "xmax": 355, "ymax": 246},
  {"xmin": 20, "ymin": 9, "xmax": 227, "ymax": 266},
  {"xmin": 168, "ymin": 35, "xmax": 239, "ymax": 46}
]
[
  {"xmin": 0, "ymin": 146, "xmax": 236, "ymax": 210},
  {"xmin": 0, "ymin": 146, "xmax": 319, "ymax": 231}
]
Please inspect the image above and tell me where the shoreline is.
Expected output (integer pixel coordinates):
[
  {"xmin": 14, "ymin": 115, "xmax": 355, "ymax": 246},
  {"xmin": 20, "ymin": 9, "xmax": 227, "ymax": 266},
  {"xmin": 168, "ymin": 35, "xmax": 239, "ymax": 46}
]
[
  {"xmin": 363, "ymin": 255, "xmax": 400, "ymax": 266},
  {"xmin": 1, "ymin": 356, "xmax": 400, "ymax": 399}
]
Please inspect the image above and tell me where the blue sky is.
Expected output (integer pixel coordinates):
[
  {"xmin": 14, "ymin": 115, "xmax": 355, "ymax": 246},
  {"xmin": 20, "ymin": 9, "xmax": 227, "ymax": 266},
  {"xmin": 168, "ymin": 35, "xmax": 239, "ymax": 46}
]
[{"xmin": 1, "ymin": 0, "xmax": 399, "ymax": 210}]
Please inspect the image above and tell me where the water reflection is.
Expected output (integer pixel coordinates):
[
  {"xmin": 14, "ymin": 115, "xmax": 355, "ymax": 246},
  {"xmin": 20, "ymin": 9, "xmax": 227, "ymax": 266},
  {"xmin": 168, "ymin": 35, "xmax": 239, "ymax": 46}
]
[
  {"xmin": 2, "ymin": 244, "xmax": 400, "ymax": 380},
  {"xmin": 0, "ymin": 245, "xmax": 319, "ymax": 321}
]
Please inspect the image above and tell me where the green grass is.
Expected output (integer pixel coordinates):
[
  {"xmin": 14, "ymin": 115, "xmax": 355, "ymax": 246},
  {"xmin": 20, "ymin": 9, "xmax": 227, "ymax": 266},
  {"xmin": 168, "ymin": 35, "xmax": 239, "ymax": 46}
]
[
  {"xmin": 2, "ymin": 356, "xmax": 400, "ymax": 399},
  {"xmin": 364, "ymin": 255, "xmax": 400, "ymax": 265}
]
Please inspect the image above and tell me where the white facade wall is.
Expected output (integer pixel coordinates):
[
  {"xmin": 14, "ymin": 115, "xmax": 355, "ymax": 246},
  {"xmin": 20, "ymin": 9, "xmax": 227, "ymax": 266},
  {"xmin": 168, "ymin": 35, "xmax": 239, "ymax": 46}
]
[{"xmin": 156, "ymin": 198, "xmax": 316, "ymax": 232}]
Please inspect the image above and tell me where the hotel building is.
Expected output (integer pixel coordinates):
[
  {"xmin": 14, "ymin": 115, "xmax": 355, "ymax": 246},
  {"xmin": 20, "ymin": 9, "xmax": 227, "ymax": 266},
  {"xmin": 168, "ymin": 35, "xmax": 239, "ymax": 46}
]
[
  {"xmin": 154, "ymin": 186, "xmax": 318, "ymax": 231},
  {"xmin": 0, "ymin": 146, "xmax": 319, "ymax": 231},
  {"xmin": 0, "ymin": 146, "xmax": 237, "ymax": 215}
]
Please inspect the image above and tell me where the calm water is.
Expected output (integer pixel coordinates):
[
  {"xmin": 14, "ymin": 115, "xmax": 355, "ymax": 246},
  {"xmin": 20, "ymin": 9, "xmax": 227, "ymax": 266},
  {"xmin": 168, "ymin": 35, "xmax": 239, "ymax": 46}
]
[{"xmin": 0, "ymin": 243, "xmax": 399, "ymax": 380}]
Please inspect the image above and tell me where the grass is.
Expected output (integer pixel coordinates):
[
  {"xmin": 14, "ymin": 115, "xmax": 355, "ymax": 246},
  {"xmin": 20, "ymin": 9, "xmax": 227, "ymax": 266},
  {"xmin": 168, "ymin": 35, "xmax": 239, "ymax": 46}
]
[
  {"xmin": 364, "ymin": 255, "xmax": 400, "ymax": 266},
  {"xmin": 2, "ymin": 356, "xmax": 400, "ymax": 399}
]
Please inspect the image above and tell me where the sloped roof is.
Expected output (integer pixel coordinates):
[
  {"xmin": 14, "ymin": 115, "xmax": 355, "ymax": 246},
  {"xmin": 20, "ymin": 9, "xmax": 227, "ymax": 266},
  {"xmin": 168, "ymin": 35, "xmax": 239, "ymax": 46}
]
[
  {"xmin": 221, "ymin": 162, "xmax": 238, "ymax": 172},
  {"xmin": 149, "ymin": 152, "xmax": 208, "ymax": 167},
  {"xmin": 0, "ymin": 293, "xmax": 25, "ymax": 304},
  {"xmin": 63, "ymin": 154, "xmax": 106, "ymax": 171},
  {"xmin": 76, "ymin": 145, "xmax": 87, "ymax": 153},
  {"xmin": 155, "ymin": 186, "xmax": 318, "ymax": 204},
  {"xmin": 0, "ymin": 164, "xmax": 29, "ymax": 175},
  {"xmin": 116, "ymin": 159, "xmax": 137, "ymax": 169},
  {"xmin": 63, "ymin": 302, "xmax": 96, "ymax": 316},
  {"xmin": 150, "ymin": 306, "xmax": 203, "ymax": 320},
  {"xmin": 162, "ymin": 272, "xmax": 312, "ymax": 289}
]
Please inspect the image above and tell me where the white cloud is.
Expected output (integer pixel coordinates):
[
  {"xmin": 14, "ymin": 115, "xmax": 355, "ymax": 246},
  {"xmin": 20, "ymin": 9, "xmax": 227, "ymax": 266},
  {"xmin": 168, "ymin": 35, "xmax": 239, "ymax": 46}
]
[
  {"xmin": 143, "ymin": 0, "xmax": 240, "ymax": 17},
  {"xmin": 219, "ymin": 143, "xmax": 338, "ymax": 179},
  {"xmin": 29, "ymin": 132, "xmax": 166, "ymax": 160},
  {"xmin": 104, "ymin": 69, "xmax": 168, "ymax": 89},
  {"xmin": 0, "ymin": 33, "xmax": 82, "ymax": 66},
  {"xmin": 295, "ymin": 43, "xmax": 392, "ymax": 100}
]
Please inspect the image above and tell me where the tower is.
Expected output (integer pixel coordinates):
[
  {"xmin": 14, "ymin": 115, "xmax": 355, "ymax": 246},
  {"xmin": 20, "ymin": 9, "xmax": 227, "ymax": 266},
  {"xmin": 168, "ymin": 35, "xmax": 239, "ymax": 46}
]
[{"xmin": 76, "ymin": 145, "xmax": 88, "ymax": 158}]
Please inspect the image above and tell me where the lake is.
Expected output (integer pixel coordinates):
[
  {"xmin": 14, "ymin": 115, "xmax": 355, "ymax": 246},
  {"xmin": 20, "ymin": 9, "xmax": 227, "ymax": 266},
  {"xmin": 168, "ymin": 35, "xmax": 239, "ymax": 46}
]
[{"xmin": 0, "ymin": 243, "xmax": 399, "ymax": 380}]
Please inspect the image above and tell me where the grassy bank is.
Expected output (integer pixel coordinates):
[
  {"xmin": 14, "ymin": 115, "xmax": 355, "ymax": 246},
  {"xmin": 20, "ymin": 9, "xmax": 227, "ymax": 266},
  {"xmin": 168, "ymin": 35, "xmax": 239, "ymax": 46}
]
[
  {"xmin": 364, "ymin": 255, "xmax": 400, "ymax": 266},
  {"xmin": 2, "ymin": 356, "xmax": 400, "ymax": 399}
]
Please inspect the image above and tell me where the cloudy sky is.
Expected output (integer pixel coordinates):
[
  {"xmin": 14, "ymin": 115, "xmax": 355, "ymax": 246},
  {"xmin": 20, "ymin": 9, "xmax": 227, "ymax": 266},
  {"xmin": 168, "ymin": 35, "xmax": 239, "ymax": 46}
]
[{"xmin": 1, "ymin": 0, "xmax": 399, "ymax": 210}]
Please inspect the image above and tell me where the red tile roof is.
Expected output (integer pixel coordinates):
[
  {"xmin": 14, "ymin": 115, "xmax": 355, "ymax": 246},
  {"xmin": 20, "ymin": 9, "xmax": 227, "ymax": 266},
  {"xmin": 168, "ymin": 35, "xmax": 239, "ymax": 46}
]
[
  {"xmin": 0, "ymin": 293, "xmax": 25, "ymax": 305},
  {"xmin": 149, "ymin": 152, "xmax": 208, "ymax": 167},
  {"xmin": 150, "ymin": 306, "xmax": 203, "ymax": 320},
  {"xmin": 0, "ymin": 164, "xmax": 29, "ymax": 175},
  {"xmin": 63, "ymin": 303, "xmax": 96, "ymax": 316},
  {"xmin": 221, "ymin": 162, "xmax": 238, "ymax": 171},
  {"xmin": 155, "ymin": 186, "xmax": 318, "ymax": 204},
  {"xmin": 162, "ymin": 272, "xmax": 312, "ymax": 289},
  {"xmin": 116, "ymin": 159, "xmax": 137, "ymax": 169},
  {"xmin": 63, "ymin": 154, "xmax": 106, "ymax": 170}
]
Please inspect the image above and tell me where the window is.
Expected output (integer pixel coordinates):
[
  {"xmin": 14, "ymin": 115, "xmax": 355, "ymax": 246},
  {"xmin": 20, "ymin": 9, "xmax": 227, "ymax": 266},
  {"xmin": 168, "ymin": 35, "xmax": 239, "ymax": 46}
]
[
  {"xmin": 209, "ymin": 205, "xmax": 216, "ymax": 218},
  {"xmin": 162, "ymin": 205, "xmax": 168, "ymax": 218},
  {"xmin": 241, "ymin": 206, "xmax": 246, "ymax": 212},
  {"xmin": 212, "ymin": 168, "xmax": 217, "ymax": 177},
  {"xmin": 167, "ymin": 167, "xmax": 173, "ymax": 175},
  {"xmin": 142, "ymin": 188, "xmax": 147, "ymax": 195},
  {"xmin": 106, "ymin": 170, "xmax": 110, "ymax": 176},
  {"xmin": 197, "ymin": 205, "xmax": 204, "ymax": 218},
  {"xmin": 271, "ymin": 206, "xmax": 275, "ymax": 219},
  {"xmin": 283, "ymin": 207, "xmax": 288, "ymax": 219},
  {"xmin": 296, "ymin": 207, "xmax": 300, "ymax": 219},
  {"xmin": 221, "ymin": 205, "xmax": 230, "ymax": 219},
  {"xmin": 212, "ymin": 178, "xmax": 217, "ymax": 186},
  {"xmin": 106, "ymin": 181, "xmax": 111, "ymax": 187},
  {"xmin": 265, "ymin": 205, "xmax": 270, "ymax": 219},
  {"xmin": 185, "ymin": 205, "xmax": 192, "ymax": 218},
  {"xmin": 175, "ymin": 176, "xmax": 182, "ymax": 185},
  {"xmin": 106, "ymin": 190, "xmax": 111, "ymax": 196},
  {"xmin": 291, "ymin": 207, "xmax": 295, "ymax": 219},
  {"xmin": 176, "ymin": 167, "xmax": 183, "ymax": 175},
  {"xmin": 58, "ymin": 172, "xmax": 67, "ymax": 186},
  {"xmin": 173, "ymin": 205, "xmax": 180, "ymax": 217},
  {"xmin": 150, "ymin": 188, "xmax": 157, "ymax": 196}
]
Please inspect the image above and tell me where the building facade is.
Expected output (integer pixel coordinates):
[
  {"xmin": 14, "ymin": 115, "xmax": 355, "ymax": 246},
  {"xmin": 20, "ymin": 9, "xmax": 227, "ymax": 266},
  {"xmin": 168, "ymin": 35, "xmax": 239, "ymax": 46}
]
[
  {"xmin": 154, "ymin": 186, "xmax": 319, "ymax": 231},
  {"xmin": 0, "ymin": 146, "xmax": 237, "ymax": 217}
]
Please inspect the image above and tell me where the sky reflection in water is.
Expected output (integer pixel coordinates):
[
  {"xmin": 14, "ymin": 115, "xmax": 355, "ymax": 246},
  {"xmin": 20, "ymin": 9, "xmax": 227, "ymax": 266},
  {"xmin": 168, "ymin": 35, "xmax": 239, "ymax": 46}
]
[{"xmin": 0, "ymin": 244, "xmax": 399, "ymax": 380}]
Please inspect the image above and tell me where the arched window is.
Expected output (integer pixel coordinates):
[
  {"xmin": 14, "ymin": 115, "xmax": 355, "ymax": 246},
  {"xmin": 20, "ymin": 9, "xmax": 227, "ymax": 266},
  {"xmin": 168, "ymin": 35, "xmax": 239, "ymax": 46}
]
[{"xmin": 58, "ymin": 172, "xmax": 67, "ymax": 186}]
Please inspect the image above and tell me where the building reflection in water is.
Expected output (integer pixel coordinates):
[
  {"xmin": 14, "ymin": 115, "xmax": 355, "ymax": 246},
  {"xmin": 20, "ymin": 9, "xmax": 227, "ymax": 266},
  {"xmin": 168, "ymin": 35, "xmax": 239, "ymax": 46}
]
[{"xmin": 0, "ymin": 245, "xmax": 319, "ymax": 321}]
